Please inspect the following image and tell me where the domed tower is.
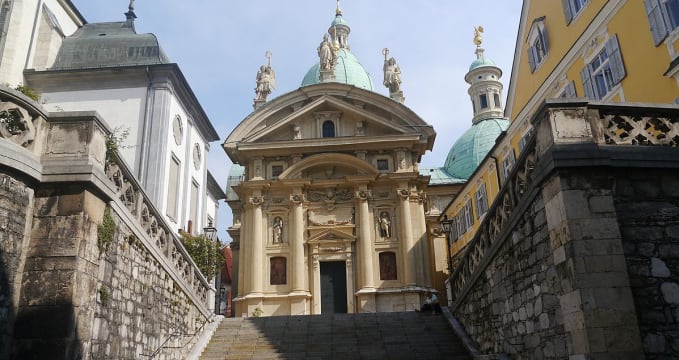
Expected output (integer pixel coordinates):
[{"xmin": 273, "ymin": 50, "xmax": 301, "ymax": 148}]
[
  {"xmin": 442, "ymin": 29, "xmax": 509, "ymax": 180},
  {"xmin": 300, "ymin": 2, "xmax": 375, "ymax": 91}
]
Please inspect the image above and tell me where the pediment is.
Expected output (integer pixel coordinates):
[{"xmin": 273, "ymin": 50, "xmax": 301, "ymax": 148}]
[
  {"xmin": 307, "ymin": 228, "xmax": 355, "ymax": 244},
  {"xmin": 242, "ymin": 94, "xmax": 415, "ymax": 144}
]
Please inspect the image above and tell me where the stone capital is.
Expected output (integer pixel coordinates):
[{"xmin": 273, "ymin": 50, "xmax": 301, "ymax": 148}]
[
  {"xmin": 248, "ymin": 196, "xmax": 263, "ymax": 207},
  {"xmin": 289, "ymin": 194, "xmax": 304, "ymax": 204},
  {"xmin": 355, "ymin": 190, "xmax": 372, "ymax": 202},
  {"xmin": 396, "ymin": 188, "xmax": 410, "ymax": 200}
]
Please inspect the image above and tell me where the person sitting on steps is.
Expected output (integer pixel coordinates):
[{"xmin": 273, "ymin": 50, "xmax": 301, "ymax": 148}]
[{"xmin": 416, "ymin": 290, "xmax": 442, "ymax": 314}]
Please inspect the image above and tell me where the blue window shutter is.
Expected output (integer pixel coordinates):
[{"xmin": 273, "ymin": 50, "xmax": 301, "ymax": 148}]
[
  {"xmin": 606, "ymin": 34, "xmax": 626, "ymax": 84},
  {"xmin": 527, "ymin": 46, "xmax": 536, "ymax": 73},
  {"xmin": 645, "ymin": 0, "xmax": 670, "ymax": 45},
  {"xmin": 562, "ymin": 0, "xmax": 573, "ymax": 24},
  {"xmin": 564, "ymin": 81, "xmax": 577, "ymax": 97},
  {"xmin": 541, "ymin": 25, "xmax": 549, "ymax": 55},
  {"xmin": 580, "ymin": 65, "xmax": 597, "ymax": 99}
]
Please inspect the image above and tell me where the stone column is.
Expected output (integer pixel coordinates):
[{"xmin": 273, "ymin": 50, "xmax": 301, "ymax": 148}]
[
  {"xmin": 248, "ymin": 196, "xmax": 264, "ymax": 295},
  {"xmin": 356, "ymin": 190, "xmax": 374, "ymax": 289},
  {"xmin": 398, "ymin": 188, "xmax": 417, "ymax": 286},
  {"xmin": 290, "ymin": 194, "xmax": 306, "ymax": 293}
]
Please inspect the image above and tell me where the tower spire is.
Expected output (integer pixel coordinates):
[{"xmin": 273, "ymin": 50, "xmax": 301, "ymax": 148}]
[{"xmin": 336, "ymin": 0, "xmax": 342, "ymax": 16}]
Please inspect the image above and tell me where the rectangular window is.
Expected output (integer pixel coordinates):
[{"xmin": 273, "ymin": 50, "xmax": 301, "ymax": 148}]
[
  {"xmin": 493, "ymin": 93, "xmax": 501, "ymax": 108},
  {"xmin": 479, "ymin": 94, "xmax": 489, "ymax": 109},
  {"xmin": 562, "ymin": 0, "xmax": 589, "ymax": 24},
  {"xmin": 646, "ymin": 0, "xmax": 679, "ymax": 45},
  {"xmin": 463, "ymin": 200, "xmax": 474, "ymax": 231},
  {"xmin": 189, "ymin": 179, "xmax": 199, "ymax": 234},
  {"xmin": 580, "ymin": 35, "xmax": 626, "ymax": 100},
  {"xmin": 475, "ymin": 184, "xmax": 488, "ymax": 219},
  {"xmin": 527, "ymin": 20, "xmax": 549, "ymax": 73},
  {"xmin": 166, "ymin": 155, "xmax": 181, "ymax": 221},
  {"xmin": 518, "ymin": 129, "xmax": 534, "ymax": 153},
  {"xmin": 501, "ymin": 150, "xmax": 516, "ymax": 183},
  {"xmin": 376, "ymin": 159, "xmax": 389, "ymax": 171}
]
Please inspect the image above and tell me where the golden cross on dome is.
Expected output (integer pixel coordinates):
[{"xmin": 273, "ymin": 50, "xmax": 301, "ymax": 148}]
[{"xmin": 336, "ymin": 0, "xmax": 343, "ymax": 16}]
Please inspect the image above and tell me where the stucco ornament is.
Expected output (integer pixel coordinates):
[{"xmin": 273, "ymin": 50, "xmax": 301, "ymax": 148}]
[{"xmin": 0, "ymin": 102, "xmax": 36, "ymax": 147}]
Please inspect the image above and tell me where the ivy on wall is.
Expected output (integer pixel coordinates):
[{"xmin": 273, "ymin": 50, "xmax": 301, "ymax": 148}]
[{"xmin": 179, "ymin": 232, "xmax": 225, "ymax": 280}]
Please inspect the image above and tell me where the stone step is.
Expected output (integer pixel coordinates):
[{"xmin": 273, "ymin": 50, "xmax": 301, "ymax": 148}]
[{"xmin": 199, "ymin": 311, "xmax": 471, "ymax": 360}]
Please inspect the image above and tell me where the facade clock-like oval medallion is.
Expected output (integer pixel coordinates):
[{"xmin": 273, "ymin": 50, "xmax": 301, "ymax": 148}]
[
  {"xmin": 193, "ymin": 143, "xmax": 201, "ymax": 170},
  {"xmin": 172, "ymin": 115, "xmax": 183, "ymax": 145}
]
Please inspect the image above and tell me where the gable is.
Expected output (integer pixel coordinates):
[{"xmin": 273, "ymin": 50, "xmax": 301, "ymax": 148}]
[{"xmin": 226, "ymin": 83, "xmax": 434, "ymax": 147}]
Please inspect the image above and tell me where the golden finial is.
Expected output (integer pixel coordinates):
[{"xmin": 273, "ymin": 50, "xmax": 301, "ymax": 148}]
[
  {"xmin": 473, "ymin": 26, "xmax": 484, "ymax": 47},
  {"xmin": 336, "ymin": 0, "xmax": 343, "ymax": 15}
]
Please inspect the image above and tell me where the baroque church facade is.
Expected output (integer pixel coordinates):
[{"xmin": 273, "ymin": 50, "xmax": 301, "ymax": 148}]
[{"xmin": 225, "ymin": 4, "xmax": 507, "ymax": 316}]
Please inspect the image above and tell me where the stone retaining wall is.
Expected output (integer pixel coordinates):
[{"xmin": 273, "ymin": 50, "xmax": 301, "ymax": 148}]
[
  {"xmin": 91, "ymin": 207, "xmax": 204, "ymax": 359},
  {"xmin": 453, "ymin": 192, "xmax": 570, "ymax": 359},
  {"xmin": 616, "ymin": 171, "xmax": 679, "ymax": 359},
  {"xmin": 0, "ymin": 172, "xmax": 33, "ymax": 360}
]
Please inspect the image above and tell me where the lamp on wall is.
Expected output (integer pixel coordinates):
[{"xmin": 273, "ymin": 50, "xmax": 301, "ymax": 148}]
[
  {"xmin": 203, "ymin": 220, "xmax": 220, "ymax": 314},
  {"xmin": 440, "ymin": 215, "xmax": 454, "ymax": 272}
]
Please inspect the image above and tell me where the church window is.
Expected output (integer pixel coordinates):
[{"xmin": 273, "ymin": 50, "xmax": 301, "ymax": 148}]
[
  {"xmin": 493, "ymin": 93, "xmax": 501, "ymax": 108},
  {"xmin": 166, "ymin": 155, "xmax": 181, "ymax": 221},
  {"xmin": 322, "ymin": 120, "xmax": 335, "ymax": 138},
  {"xmin": 580, "ymin": 35, "xmax": 625, "ymax": 100},
  {"xmin": 379, "ymin": 252, "xmax": 397, "ymax": 280},
  {"xmin": 562, "ymin": 0, "xmax": 589, "ymax": 24},
  {"xmin": 455, "ymin": 200, "xmax": 474, "ymax": 236},
  {"xmin": 645, "ymin": 0, "xmax": 679, "ymax": 45},
  {"xmin": 527, "ymin": 17, "xmax": 549, "ymax": 73},
  {"xmin": 501, "ymin": 149, "xmax": 516, "ymax": 183},
  {"xmin": 270, "ymin": 257, "xmax": 287, "ymax": 285},
  {"xmin": 376, "ymin": 159, "xmax": 389, "ymax": 171},
  {"xmin": 479, "ymin": 94, "xmax": 489, "ymax": 109},
  {"xmin": 475, "ymin": 184, "xmax": 488, "ymax": 219}
]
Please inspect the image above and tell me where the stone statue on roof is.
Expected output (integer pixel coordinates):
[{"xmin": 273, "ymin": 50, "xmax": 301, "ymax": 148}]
[
  {"xmin": 382, "ymin": 48, "xmax": 401, "ymax": 93},
  {"xmin": 318, "ymin": 34, "xmax": 335, "ymax": 71},
  {"xmin": 254, "ymin": 51, "xmax": 275, "ymax": 103}
]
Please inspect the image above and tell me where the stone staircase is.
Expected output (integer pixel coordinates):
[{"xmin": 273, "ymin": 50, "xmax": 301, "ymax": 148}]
[{"xmin": 199, "ymin": 311, "xmax": 471, "ymax": 360}]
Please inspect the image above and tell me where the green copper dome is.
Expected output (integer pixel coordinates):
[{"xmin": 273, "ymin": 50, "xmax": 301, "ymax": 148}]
[
  {"xmin": 301, "ymin": 48, "xmax": 375, "ymax": 91},
  {"xmin": 469, "ymin": 57, "xmax": 497, "ymax": 71},
  {"xmin": 331, "ymin": 14, "xmax": 348, "ymax": 27},
  {"xmin": 443, "ymin": 118, "xmax": 509, "ymax": 180}
]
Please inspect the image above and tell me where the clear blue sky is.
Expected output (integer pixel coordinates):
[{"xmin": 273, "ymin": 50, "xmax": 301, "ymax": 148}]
[{"xmin": 71, "ymin": 1, "xmax": 522, "ymax": 242}]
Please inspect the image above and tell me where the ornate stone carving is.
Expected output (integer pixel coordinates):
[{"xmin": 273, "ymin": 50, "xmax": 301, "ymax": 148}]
[
  {"xmin": 0, "ymin": 102, "xmax": 36, "ymax": 147},
  {"xmin": 603, "ymin": 114, "xmax": 679, "ymax": 146},
  {"xmin": 396, "ymin": 189, "xmax": 410, "ymax": 199},
  {"xmin": 248, "ymin": 196, "xmax": 263, "ymax": 207},
  {"xmin": 254, "ymin": 51, "xmax": 275, "ymax": 104},
  {"xmin": 307, "ymin": 188, "xmax": 353, "ymax": 202},
  {"xmin": 377, "ymin": 211, "xmax": 392, "ymax": 238},
  {"xmin": 272, "ymin": 216, "xmax": 284, "ymax": 243},
  {"xmin": 290, "ymin": 194, "xmax": 303, "ymax": 204},
  {"xmin": 355, "ymin": 190, "xmax": 371, "ymax": 201}
]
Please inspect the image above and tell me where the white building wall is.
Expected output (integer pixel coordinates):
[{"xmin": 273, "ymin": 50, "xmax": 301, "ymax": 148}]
[
  {"xmin": 39, "ymin": 87, "xmax": 147, "ymax": 170},
  {"xmin": 0, "ymin": 0, "xmax": 79, "ymax": 85}
]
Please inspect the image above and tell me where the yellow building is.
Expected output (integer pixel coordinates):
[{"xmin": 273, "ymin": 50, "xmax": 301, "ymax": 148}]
[{"xmin": 443, "ymin": 0, "xmax": 679, "ymax": 276}]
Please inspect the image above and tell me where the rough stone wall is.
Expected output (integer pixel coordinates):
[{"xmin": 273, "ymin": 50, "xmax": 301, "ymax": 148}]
[
  {"xmin": 454, "ymin": 193, "xmax": 570, "ymax": 359},
  {"xmin": 12, "ymin": 186, "xmax": 103, "ymax": 359},
  {"xmin": 90, "ymin": 207, "xmax": 204, "ymax": 360},
  {"xmin": 0, "ymin": 173, "xmax": 33, "ymax": 360},
  {"xmin": 616, "ymin": 171, "xmax": 679, "ymax": 359}
]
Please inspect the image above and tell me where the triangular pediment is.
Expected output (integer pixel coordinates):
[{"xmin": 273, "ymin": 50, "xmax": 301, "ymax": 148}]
[
  {"xmin": 244, "ymin": 94, "xmax": 413, "ymax": 144},
  {"xmin": 307, "ymin": 227, "xmax": 355, "ymax": 244}
]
